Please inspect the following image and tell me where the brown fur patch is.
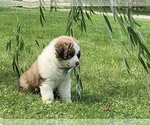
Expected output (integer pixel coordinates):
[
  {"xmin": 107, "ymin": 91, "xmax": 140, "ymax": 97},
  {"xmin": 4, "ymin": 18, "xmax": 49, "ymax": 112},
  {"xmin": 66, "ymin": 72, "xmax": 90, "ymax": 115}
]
[
  {"xmin": 18, "ymin": 61, "xmax": 44, "ymax": 94},
  {"xmin": 55, "ymin": 36, "xmax": 76, "ymax": 60},
  {"xmin": 72, "ymin": 37, "xmax": 80, "ymax": 45}
]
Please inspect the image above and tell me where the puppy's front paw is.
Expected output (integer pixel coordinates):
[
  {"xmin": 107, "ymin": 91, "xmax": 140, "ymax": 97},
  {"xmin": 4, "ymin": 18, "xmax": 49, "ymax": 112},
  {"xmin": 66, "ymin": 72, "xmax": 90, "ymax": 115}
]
[
  {"xmin": 61, "ymin": 97, "xmax": 72, "ymax": 103},
  {"xmin": 43, "ymin": 99, "xmax": 53, "ymax": 104}
]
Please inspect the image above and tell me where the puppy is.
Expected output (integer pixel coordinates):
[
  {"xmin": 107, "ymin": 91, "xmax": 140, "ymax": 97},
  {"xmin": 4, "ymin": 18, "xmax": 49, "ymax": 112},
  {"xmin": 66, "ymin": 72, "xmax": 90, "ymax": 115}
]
[{"xmin": 18, "ymin": 36, "xmax": 80, "ymax": 103}]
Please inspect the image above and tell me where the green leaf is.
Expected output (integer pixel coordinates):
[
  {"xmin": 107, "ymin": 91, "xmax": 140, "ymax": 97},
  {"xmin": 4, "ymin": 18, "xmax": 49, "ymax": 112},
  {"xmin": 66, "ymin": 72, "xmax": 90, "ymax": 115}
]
[
  {"xmin": 110, "ymin": 0, "xmax": 116, "ymax": 21},
  {"xmin": 137, "ymin": 30, "xmax": 145, "ymax": 44},
  {"xmin": 85, "ymin": 11, "xmax": 92, "ymax": 21},
  {"xmin": 132, "ymin": 17, "xmax": 141, "ymax": 27},
  {"xmin": 103, "ymin": 14, "xmax": 113, "ymax": 33},
  {"xmin": 121, "ymin": 50, "xmax": 131, "ymax": 74},
  {"xmin": 6, "ymin": 40, "xmax": 11, "ymax": 51},
  {"xmin": 43, "ymin": 44, "xmax": 46, "ymax": 48},
  {"xmin": 16, "ymin": 34, "xmax": 20, "ymax": 46},
  {"xmin": 39, "ymin": 6, "xmax": 45, "ymax": 21},
  {"xmin": 39, "ymin": 6, "xmax": 46, "ymax": 27},
  {"xmin": 79, "ymin": 79, "xmax": 83, "ymax": 92},
  {"xmin": 40, "ymin": 15, "xmax": 44, "ymax": 27},
  {"xmin": 121, "ymin": 40, "xmax": 131, "ymax": 56},
  {"xmin": 138, "ymin": 54, "xmax": 148, "ymax": 73},
  {"xmin": 122, "ymin": 10, "xmax": 129, "ymax": 25},
  {"xmin": 76, "ymin": 74, "xmax": 82, "ymax": 99},
  {"xmin": 19, "ymin": 40, "xmax": 25, "ymax": 51},
  {"xmin": 127, "ymin": 7, "xmax": 134, "ymax": 28},
  {"xmin": 115, "ymin": 9, "xmax": 127, "ymax": 36},
  {"xmin": 70, "ymin": 28, "xmax": 74, "ymax": 37},
  {"xmin": 81, "ymin": 19, "xmax": 86, "ymax": 32},
  {"xmin": 140, "ymin": 43, "xmax": 150, "ymax": 59},
  {"xmin": 66, "ymin": 21, "xmax": 72, "ymax": 32},
  {"xmin": 147, "ymin": 62, "xmax": 150, "ymax": 69},
  {"xmin": 128, "ymin": 26, "xmax": 150, "ymax": 59},
  {"xmin": 35, "ymin": 40, "xmax": 40, "ymax": 47},
  {"xmin": 74, "ymin": 68, "xmax": 77, "ymax": 76},
  {"xmin": 89, "ymin": 6, "xmax": 95, "ymax": 14},
  {"xmin": 127, "ymin": 26, "xmax": 138, "ymax": 45},
  {"xmin": 12, "ymin": 54, "xmax": 20, "ymax": 77},
  {"xmin": 17, "ymin": 22, "xmax": 21, "ymax": 33},
  {"xmin": 16, "ymin": 52, "xmax": 19, "ymax": 65}
]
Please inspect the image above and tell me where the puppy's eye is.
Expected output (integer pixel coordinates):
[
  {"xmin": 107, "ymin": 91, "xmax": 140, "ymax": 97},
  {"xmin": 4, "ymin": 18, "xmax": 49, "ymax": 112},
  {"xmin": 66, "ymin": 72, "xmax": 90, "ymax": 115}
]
[
  {"xmin": 68, "ymin": 53, "xmax": 74, "ymax": 59},
  {"xmin": 77, "ymin": 51, "xmax": 80, "ymax": 59}
]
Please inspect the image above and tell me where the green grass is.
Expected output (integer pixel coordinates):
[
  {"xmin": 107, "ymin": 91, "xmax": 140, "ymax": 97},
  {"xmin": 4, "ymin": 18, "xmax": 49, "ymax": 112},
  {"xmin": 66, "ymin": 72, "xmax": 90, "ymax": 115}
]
[{"xmin": 0, "ymin": 7, "xmax": 150, "ymax": 119}]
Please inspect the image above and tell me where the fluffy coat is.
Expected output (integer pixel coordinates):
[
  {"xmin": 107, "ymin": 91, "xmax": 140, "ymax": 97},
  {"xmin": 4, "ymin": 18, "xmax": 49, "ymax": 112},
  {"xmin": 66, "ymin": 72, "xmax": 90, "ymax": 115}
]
[{"xmin": 18, "ymin": 36, "xmax": 80, "ymax": 103}]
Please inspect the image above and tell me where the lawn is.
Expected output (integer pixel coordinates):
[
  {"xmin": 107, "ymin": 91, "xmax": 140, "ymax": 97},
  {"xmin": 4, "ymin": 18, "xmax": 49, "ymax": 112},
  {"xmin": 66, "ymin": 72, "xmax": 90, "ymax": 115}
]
[{"xmin": 0, "ymin": 7, "xmax": 150, "ymax": 119}]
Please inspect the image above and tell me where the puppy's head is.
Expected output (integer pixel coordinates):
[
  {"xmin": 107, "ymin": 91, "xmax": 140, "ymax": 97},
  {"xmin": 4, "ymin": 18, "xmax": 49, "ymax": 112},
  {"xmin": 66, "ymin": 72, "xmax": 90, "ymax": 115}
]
[{"xmin": 55, "ymin": 36, "xmax": 80, "ymax": 68}]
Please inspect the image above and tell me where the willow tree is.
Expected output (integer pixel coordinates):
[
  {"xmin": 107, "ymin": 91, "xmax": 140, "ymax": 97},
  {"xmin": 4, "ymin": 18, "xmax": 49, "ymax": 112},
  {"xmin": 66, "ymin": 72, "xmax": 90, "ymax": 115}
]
[
  {"xmin": 7, "ymin": 0, "xmax": 150, "ymax": 98},
  {"xmin": 38, "ymin": 0, "xmax": 150, "ymax": 73},
  {"xmin": 41, "ymin": 0, "xmax": 150, "ymax": 97}
]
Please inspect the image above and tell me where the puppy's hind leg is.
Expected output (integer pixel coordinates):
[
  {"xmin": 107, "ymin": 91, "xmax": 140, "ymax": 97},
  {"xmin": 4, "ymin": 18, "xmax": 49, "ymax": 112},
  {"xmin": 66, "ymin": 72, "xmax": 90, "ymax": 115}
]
[{"xmin": 18, "ymin": 78, "xmax": 32, "ymax": 93}]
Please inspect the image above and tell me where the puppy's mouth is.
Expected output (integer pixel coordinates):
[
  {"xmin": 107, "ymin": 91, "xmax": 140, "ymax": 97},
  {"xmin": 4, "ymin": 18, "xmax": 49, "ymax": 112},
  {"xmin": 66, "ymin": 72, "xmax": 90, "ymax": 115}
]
[
  {"xmin": 74, "ymin": 64, "xmax": 80, "ymax": 69},
  {"xmin": 67, "ymin": 65, "xmax": 80, "ymax": 73},
  {"xmin": 67, "ymin": 63, "xmax": 79, "ymax": 69}
]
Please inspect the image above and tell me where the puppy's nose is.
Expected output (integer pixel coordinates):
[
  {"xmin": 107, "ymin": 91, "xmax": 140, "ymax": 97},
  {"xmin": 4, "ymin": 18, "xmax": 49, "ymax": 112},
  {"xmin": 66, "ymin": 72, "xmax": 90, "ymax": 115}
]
[{"xmin": 76, "ymin": 61, "xmax": 79, "ymax": 66}]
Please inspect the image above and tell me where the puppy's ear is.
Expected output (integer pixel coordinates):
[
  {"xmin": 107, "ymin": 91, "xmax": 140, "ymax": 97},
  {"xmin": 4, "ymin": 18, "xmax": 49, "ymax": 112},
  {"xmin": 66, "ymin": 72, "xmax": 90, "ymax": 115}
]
[
  {"xmin": 55, "ymin": 41, "xmax": 75, "ymax": 60},
  {"xmin": 55, "ymin": 42, "xmax": 64, "ymax": 60},
  {"xmin": 63, "ymin": 42, "xmax": 75, "ymax": 60}
]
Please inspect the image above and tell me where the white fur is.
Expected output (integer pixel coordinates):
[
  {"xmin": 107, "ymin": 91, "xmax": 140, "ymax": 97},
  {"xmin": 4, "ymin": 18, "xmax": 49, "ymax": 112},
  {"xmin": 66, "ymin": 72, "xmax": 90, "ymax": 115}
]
[{"xmin": 38, "ymin": 37, "xmax": 80, "ymax": 103}]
